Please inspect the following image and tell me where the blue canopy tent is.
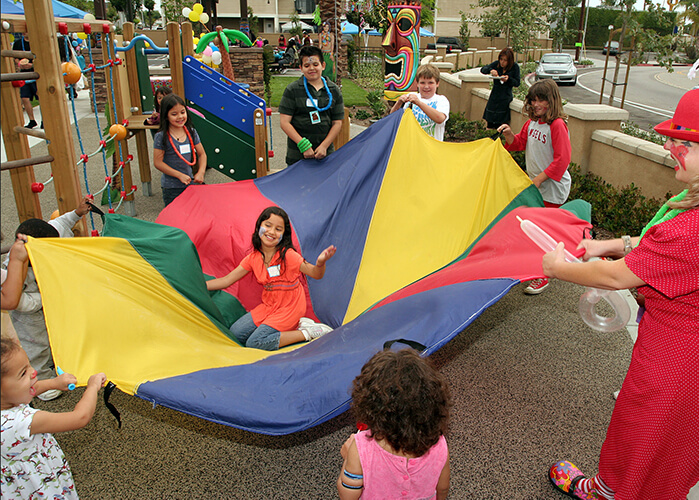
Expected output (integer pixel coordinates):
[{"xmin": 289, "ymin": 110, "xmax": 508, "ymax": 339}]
[
  {"xmin": 2, "ymin": 0, "xmax": 89, "ymax": 18},
  {"xmin": 341, "ymin": 20, "xmax": 359, "ymax": 35},
  {"xmin": 1, "ymin": 0, "xmax": 23, "ymax": 14},
  {"xmin": 419, "ymin": 27, "xmax": 436, "ymax": 37}
]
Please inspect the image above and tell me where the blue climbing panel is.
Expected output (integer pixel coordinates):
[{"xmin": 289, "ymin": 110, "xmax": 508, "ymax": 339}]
[{"xmin": 182, "ymin": 55, "xmax": 266, "ymax": 138}]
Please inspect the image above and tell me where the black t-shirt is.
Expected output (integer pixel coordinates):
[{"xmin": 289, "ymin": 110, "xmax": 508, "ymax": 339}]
[{"xmin": 12, "ymin": 37, "xmax": 33, "ymax": 72}]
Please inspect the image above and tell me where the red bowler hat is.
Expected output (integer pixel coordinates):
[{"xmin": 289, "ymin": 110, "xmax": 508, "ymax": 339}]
[{"xmin": 654, "ymin": 89, "xmax": 699, "ymax": 142}]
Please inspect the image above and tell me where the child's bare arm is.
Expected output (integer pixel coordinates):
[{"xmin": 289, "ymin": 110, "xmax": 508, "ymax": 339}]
[
  {"xmin": 280, "ymin": 114, "xmax": 316, "ymax": 159},
  {"xmin": 1, "ymin": 236, "xmax": 29, "ymax": 310},
  {"xmin": 436, "ymin": 454, "xmax": 450, "ymax": 500},
  {"xmin": 34, "ymin": 372, "xmax": 78, "ymax": 395},
  {"xmin": 413, "ymin": 98, "xmax": 447, "ymax": 124},
  {"xmin": 337, "ymin": 434, "xmax": 363, "ymax": 500},
  {"xmin": 193, "ymin": 143, "xmax": 207, "ymax": 184},
  {"xmin": 30, "ymin": 373, "xmax": 107, "ymax": 434},
  {"xmin": 497, "ymin": 124, "xmax": 515, "ymax": 144},
  {"xmin": 154, "ymin": 149, "xmax": 192, "ymax": 185},
  {"xmin": 314, "ymin": 120, "xmax": 344, "ymax": 159},
  {"xmin": 390, "ymin": 94, "xmax": 409, "ymax": 113},
  {"xmin": 206, "ymin": 265, "xmax": 249, "ymax": 291},
  {"xmin": 300, "ymin": 245, "xmax": 336, "ymax": 280}
]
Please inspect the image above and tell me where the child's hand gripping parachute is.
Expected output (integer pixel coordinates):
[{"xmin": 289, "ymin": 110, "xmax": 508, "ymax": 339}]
[{"xmin": 517, "ymin": 216, "xmax": 631, "ymax": 332}]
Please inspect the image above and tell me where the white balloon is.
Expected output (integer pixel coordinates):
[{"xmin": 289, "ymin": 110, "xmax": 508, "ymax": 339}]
[
  {"xmin": 202, "ymin": 54, "xmax": 212, "ymax": 64},
  {"xmin": 83, "ymin": 13, "xmax": 96, "ymax": 21},
  {"xmin": 212, "ymin": 51, "xmax": 222, "ymax": 65},
  {"xmin": 182, "ymin": 7, "xmax": 191, "ymax": 16},
  {"xmin": 199, "ymin": 13, "xmax": 209, "ymax": 24}
]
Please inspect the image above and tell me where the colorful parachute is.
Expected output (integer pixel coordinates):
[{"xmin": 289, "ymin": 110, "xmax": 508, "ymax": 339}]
[{"xmin": 27, "ymin": 111, "xmax": 591, "ymax": 435}]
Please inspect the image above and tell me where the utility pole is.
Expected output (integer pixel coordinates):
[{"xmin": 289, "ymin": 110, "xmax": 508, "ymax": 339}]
[{"xmin": 575, "ymin": 0, "xmax": 586, "ymax": 62}]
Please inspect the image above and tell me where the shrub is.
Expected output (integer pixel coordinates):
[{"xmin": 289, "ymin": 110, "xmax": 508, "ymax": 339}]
[
  {"xmin": 354, "ymin": 109, "xmax": 372, "ymax": 121},
  {"xmin": 568, "ymin": 164, "xmax": 669, "ymax": 235},
  {"xmin": 366, "ymin": 90, "xmax": 386, "ymax": 119},
  {"xmin": 620, "ymin": 120, "xmax": 665, "ymax": 146}
]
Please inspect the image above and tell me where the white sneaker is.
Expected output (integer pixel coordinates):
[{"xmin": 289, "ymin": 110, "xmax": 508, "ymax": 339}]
[
  {"xmin": 37, "ymin": 389, "xmax": 62, "ymax": 401},
  {"xmin": 298, "ymin": 317, "xmax": 316, "ymax": 329},
  {"xmin": 300, "ymin": 323, "xmax": 333, "ymax": 341}
]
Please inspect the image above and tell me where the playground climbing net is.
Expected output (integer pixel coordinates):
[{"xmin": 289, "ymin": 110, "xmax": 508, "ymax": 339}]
[{"xmin": 30, "ymin": 22, "xmax": 137, "ymax": 237}]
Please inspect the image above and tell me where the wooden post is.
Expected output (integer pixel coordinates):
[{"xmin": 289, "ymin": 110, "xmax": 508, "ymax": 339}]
[
  {"xmin": 102, "ymin": 31, "xmax": 136, "ymax": 214},
  {"xmin": 1, "ymin": 32, "xmax": 42, "ymax": 222},
  {"xmin": 333, "ymin": 107, "xmax": 351, "ymax": 150},
  {"xmin": 167, "ymin": 22, "xmax": 185, "ymax": 99},
  {"xmin": 123, "ymin": 22, "xmax": 153, "ymax": 196},
  {"xmin": 253, "ymin": 108, "xmax": 268, "ymax": 177},
  {"xmin": 182, "ymin": 22, "xmax": 194, "ymax": 58},
  {"xmin": 23, "ymin": 0, "xmax": 86, "ymax": 235}
]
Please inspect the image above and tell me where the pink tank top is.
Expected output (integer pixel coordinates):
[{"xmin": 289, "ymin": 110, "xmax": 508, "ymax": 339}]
[{"xmin": 354, "ymin": 430, "xmax": 448, "ymax": 499}]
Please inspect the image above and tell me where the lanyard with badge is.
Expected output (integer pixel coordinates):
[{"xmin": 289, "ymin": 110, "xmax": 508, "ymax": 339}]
[{"xmin": 303, "ymin": 76, "xmax": 333, "ymax": 125}]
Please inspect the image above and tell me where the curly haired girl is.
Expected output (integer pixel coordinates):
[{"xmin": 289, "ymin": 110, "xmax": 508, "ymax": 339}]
[{"xmin": 337, "ymin": 349, "xmax": 451, "ymax": 499}]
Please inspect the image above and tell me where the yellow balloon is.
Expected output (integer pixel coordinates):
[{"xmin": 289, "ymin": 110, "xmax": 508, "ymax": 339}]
[
  {"xmin": 145, "ymin": 42, "xmax": 150, "ymax": 48},
  {"xmin": 193, "ymin": 37, "xmax": 200, "ymax": 45},
  {"xmin": 193, "ymin": 3, "xmax": 204, "ymax": 14},
  {"xmin": 10, "ymin": 34, "xmax": 15, "ymax": 43},
  {"xmin": 77, "ymin": 32, "xmax": 88, "ymax": 40},
  {"xmin": 188, "ymin": 11, "xmax": 200, "ymax": 23},
  {"xmin": 83, "ymin": 13, "xmax": 96, "ymax": 21}
]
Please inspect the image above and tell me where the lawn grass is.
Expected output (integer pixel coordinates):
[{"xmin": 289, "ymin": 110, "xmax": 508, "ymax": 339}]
[{"xmin": 269, "ymin": 75, "xmax": 368, "ymax": 108}]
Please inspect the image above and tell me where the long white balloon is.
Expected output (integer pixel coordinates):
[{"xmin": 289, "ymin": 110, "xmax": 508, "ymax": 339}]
[{"xmin": 517, "ymin": 216, "xmax": 631, "ymax": 332}]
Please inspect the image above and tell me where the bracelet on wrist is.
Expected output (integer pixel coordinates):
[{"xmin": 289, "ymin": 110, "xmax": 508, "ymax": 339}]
[
  {"xmin": 622, "ymin": 235, "xmax": 633, "ymax": 255},
  {"xmin": 297, "ymin": 138, "xmax": 312, "ymax": 153}
]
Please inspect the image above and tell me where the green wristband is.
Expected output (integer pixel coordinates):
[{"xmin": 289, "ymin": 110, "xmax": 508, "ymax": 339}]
[{"xmin": 297, "ymin": 138, "xmax": 312, "ymax": 153}]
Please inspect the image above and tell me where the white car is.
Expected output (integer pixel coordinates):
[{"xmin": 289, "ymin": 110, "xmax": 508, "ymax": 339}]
[{"xmin": 535, "ymin": 53, "xmax": 577, "ymax": 86}]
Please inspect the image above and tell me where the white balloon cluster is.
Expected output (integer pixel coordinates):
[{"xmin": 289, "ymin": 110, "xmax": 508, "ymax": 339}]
[{"xmin": 182, "ymin": 3, "xmax": 209, "ymax": 24}]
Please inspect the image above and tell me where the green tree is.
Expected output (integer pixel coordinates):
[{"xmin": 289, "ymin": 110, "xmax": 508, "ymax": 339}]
[
  {"xmin": 458, "ymin": 10, "xmax": 471, "ymax": 48},
  {"xmin": 161, "ymin": 0, "xmax": 188, "ymax": 23},
  {"xmin": 677, "ymin": 0, "xmax": 699, "ymax": 34},
  {"xmin": 111, "ymin": 0, "xmax": 143, "ymax": 22},
  {"xmin": 549, "ymin": 0, "xmax": 580, "ymax": 52},
  {"xmin": 142, "ymin": 0, "xmax": 161, "ymax": 28},
  {"xmin": 473, "ymin": 0, "xmax": 547, "ymax": 52},
  {"xmin": 288, "ymin": 10, "xmax": 304, "ymax": 38},
  {"xmin": 247, "ymin": 6, "xmax": 259, "ymax": 40}
]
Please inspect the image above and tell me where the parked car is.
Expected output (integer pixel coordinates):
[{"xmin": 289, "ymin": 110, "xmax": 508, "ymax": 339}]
[
  {"xmin": 535, "ymin": 52, "xmax": 577, "ymax": 85},
  {"xmin": 602, "ymin": 41, "xmax": 621, "ymax": 55},
  {"xmin": 426, "ymin": 37, "xmax": 467, "ymax": 52}
]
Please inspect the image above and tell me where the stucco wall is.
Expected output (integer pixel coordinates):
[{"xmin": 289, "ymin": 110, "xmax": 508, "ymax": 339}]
[{"xmin": 437, "ymin": 73, "xmax": 682, "ymax": 199}]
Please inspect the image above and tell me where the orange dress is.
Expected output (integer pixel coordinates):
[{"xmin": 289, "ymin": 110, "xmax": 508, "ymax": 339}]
[{"xmin": 240, "ymin": 249, "xmax": 306, "ymax": 332}]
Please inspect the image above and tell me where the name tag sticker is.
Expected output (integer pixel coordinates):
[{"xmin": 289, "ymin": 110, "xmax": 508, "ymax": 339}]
[
  {"xmin": 267, "ymin": 265, "xmax": 281, "ymax": 277},
  {"xmin": 306, "ymin": 98, "xmax": 319, "ymax": 108},
  {"xmin": 179, "ymin": 143, "xmax": 191, "ymax": 154}
]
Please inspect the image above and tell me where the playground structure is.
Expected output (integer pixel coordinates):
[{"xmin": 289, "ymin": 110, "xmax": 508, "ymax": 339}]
[
  {"xmin": 2, "ymin": 6, "xmax": 351, "ymax": 231},
  {"xmin": 1, "ymin": 3, "xmax": 95, "ymax": 235}
]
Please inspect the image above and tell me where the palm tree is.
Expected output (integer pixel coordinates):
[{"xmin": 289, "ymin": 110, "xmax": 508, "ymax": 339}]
[{"xmin": 677, "ymin": 0, "xmax": 699, "ymax": 35}]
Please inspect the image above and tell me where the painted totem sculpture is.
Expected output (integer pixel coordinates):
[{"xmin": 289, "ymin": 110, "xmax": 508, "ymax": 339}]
[{"xmin": 382, "ymin": 0, "xmax": 421, "ymax": 101}]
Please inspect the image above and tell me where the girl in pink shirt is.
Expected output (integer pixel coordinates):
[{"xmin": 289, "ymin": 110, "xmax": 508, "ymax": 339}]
[
  {"xmin": 206, "ymin": 206, "xmax": 336, "ymax": 350},
  {"xmin": 337, "ymin": 349, "xmax": 451, "ymax": 500},
  {"xmin": 498, "ymin": 79, "xmax": 572, "ymax": 295}
]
